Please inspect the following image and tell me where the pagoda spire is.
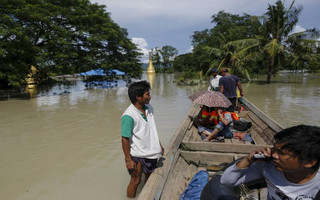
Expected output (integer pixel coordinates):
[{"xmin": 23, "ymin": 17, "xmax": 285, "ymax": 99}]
[{"xmin": 146, "ymin": 52, "xmax": 156, "ymax": 74}]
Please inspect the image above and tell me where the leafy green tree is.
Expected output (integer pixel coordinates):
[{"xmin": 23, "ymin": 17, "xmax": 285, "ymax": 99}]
[
  {"xmin": 308, "ymin": 47, "xmax": 320, "ymax": 72},
  {"xmin": 176, "ymin": 1, "xmax": 319, "ymax": 84},
  {"xmin": 151, "ymin": 47, "xmax": 162, "ymax": 71},
  {"xmin": 172, "ymin": 53, "xmax": 195, "ymax": 72},
  {"xmin": 224, "ymin": 0, "xmax": 316, "ymax": 82},
  {"xmin": 191, "ymin": 29, "xmax": 210, "ymax": 47},
  {"xmin": 173, "ymin": 53, "xmax": 205, "ymax": 85},
  {"xmin": 286, "ymin": 30, "xmax": 320, "ymax": 72},
  {"xmin": 0, "ymin": 0, "xmax": 142, "ymax": 87},
  {"xmin": 159, "ymin": 45, "xmax": 178, "ymax": 72},
  {"xmin": 191, "ymin": 11, "xmax": 256, "ymax": 79},
  {"xmin": 251, "ymin": 0, "xmax": 302, "ymax": 83},
  {"xmin": 204, "ymin": 42, "xmax": 254, "ymax": 80}
]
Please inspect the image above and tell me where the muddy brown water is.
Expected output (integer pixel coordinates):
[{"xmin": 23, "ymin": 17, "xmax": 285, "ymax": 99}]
[{"xmin": 1, "ymin": 72, "xmax": 319, "ymax": 200}]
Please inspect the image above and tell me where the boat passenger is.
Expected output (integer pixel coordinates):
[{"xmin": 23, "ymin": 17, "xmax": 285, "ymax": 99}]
[
  {"xmin": 208, "ymin": 68, "xmax": 222, "ymax": 91},
  {"xmin": 121, "ymin": 80, "xmax": 164, "ymax": 198},
  {"xmin": 219, "ymin": 68, "xmax": 243, "ymax": 112},
  {"xmin": 220, "ymin": 125, "xmax": 320, "ymax": 199},
  {"xmin": 194, "ymin": 106, "xmax": 217, "ymax": 138},
  {"xmin": 202, "ymin": 107, "xmax": 239, "ymax": 142}
]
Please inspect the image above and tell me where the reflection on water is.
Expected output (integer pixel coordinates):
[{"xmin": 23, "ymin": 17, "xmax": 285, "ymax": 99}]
[
  {"xmin": 0, "ymin": 73, "xmax": 193, "ymax": 200},
  {"xmin": 146, "ymin": 73, "xmax": 156, "ymax": 89},
  {"xmin": 34, "ymin": 81, "xmax": 128, "ymax": 109},
  {"xmin": 0, "ymin": 72, "xmax": 319, "ymax": 200}
]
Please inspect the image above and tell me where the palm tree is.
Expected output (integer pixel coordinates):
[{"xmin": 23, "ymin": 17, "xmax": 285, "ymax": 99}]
[
  {"xmin": 203, "ymin": 41, "xmax": 254, "ymax": 81},
  {"xmin": 227, "ymin": 0, "xmax": 303, "ymax": 83},
  {"xmin": 238, "ymin": 0, "xmax": 301, "ymax": 83},
  {"xmin": 201, "ymin": 0, "xmax": 319, "ymax": 83},
  {"xmin": 263, "ymin": 0, "xmax": 303, "ymax": 82},
  {"xmin": 203, "ymin": 0, "xmax": 301, "ymax": 83},
  {"xmin": 286, "ymin": 30, "xmax": 320, "ymax": 72}
]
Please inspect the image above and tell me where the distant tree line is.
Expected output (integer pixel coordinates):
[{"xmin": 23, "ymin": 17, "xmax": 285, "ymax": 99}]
[
  {"xmin": 172, "ymin": 0, "xmax": 320, "ymax": 83},
  {"xmin": 2, "ymin": 0, "xmax": 319, "ymax": 87},
  {"xmin": 0, "ymin": 0, "xmax": 142, "ymax": 87}
]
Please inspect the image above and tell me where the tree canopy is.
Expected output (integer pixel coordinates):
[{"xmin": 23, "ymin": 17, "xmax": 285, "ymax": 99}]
[
  {"xmin": 150, "ymin": 45, "xmax": 178, "ymax": 72},
  {"xmin": 190, "ymin": 10, "xmax": 257, "ymax": 77},
  {"xmin": 0, "ymin": 0, "xmax": 142, "ymax": 87},
  {"xmin": 175, "ymin": 0, "xmax": 320, "ymax": 83}
]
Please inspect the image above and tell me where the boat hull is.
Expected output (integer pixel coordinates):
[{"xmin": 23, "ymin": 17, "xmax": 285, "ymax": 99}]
[{"xmin": 138, "ymin": 97, "xmax": 283, "ymax": 200}]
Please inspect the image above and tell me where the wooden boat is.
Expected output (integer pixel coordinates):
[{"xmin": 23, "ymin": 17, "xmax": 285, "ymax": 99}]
[{"xmin": 138, "ymin": 97, "xmax": 284, "ymax": 200}]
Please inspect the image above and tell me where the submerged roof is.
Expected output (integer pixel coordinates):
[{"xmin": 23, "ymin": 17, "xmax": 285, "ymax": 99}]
[{"xmin": 79, "ymin": 68, "xmax": 125, "ymax": 76}]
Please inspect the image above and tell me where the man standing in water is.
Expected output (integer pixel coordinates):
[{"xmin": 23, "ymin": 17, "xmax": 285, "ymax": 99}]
[
  {"xmin": 121, "ymin": 80, "xmax": 164, "ymax": 198},
  {"xmin": 219, "ymin": 68, "xmax": 243, "ymax": 112}
]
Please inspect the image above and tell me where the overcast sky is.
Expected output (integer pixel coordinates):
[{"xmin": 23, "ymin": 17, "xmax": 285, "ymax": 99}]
[{"xmin": 91, "ymin": 0, "xmax": 320, "ymax": 63}]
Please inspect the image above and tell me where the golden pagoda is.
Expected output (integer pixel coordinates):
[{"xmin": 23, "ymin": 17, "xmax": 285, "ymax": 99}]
[
  {"xmin": 26, "ymin": 65, "xmax": 37, "ymax": 85},
  {"xmin": 146, "ymin": 52, "xmax": 156, "ymax": 74},
  {"xmin": 26, "ymin": 66, "xmax": 37, "ymax": 98}
]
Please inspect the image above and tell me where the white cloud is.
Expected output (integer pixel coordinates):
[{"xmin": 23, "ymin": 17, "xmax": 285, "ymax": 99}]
[
  {"xmin": 132, "ymin": 37, "xmax": 148, "ymax": 49},
  {"xmin": 186, "ymin": 46, "xmax": 193, "ymax": 53},
  {"xmin": 131, "ymin": 37, "xmax": 150, "ymax": 63}
]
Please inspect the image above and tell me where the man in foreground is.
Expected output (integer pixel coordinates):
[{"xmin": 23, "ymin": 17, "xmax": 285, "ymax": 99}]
[
  {"xmin": 221, "ymin": 125, "xmax": 320, "ymax": 199},
  {"xmin": 121, "ymin": 80, "xmax": 164, "ymax": 198},
  {"xmin": 219, "ymin": 68, "xmax": 243, "ymax": 112}
]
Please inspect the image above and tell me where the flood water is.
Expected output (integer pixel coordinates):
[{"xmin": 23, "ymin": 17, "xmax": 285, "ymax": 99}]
[{"xmin": 1, "ymin": 72, "xmax": 319, "ymax": 200}]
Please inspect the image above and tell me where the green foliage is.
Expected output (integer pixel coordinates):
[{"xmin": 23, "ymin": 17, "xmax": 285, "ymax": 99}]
[
  {"xmin": 151, "ymin": 45, "xmax": 178, "ymax": 72},
  {"xmin": 160, "ymin": 45, "xmax": 178, "ymax": 71},
  {"xmin": 172, "ymin": 53, "xmax": 195, "ymax": 72},
  {"xmin": 176, "ymin": 71, "xmax": 204, "ymax": 86},
  {"xmin": 190, "ymin": 11, "xmax": 257, "ymax": 80},
  {"xmin": 177, "ymin": 0, "xmax": 319, "ymax": 84},
  {"xmin": 173, "ymin": 53, "xmax": 208, "ymax": 85},
  {"xmin": 191, "ymin": 11, "xmax": 255, "ymax": 49},
  {"xmin": 151, "ymin": 48, "xmax": 162, "ymax": 71},
  {"xmin": 0, "ymin": 0, "xmax": 142, "ymax": 87},
  {"xmin": 286, "ymin": 30, "xmax": 320, "ymax": 72}
]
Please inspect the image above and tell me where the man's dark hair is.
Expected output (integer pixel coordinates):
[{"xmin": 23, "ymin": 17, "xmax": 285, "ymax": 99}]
[
  {"xmin": 220, "ymin": 68, "xmax": 229, "ymax": 73},
  {"xmin": 128, "ymin": 80, "xmax": 150, "ymax": 104},
  {"xmin": 274, "ymin": 125, "xmax": 320, "ymax": 170}
]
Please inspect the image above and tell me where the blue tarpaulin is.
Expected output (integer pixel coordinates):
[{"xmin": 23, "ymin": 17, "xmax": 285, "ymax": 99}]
[
  {"xmin": 111, "ymin": 69, "xmax": 125, "ymax": 76},
  {"xmin": 179, "ymin": 170, "xmax": 209, "ymax": 200},
  {"xmin": 79, "ymin": 68, "xmax": 125, "ymax": 76}
]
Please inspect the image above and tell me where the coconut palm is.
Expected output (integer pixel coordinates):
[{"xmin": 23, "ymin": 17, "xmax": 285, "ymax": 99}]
[
  {"xmin": 226, "ymin": 0, "xmax": 303, "ymax": 83},
  {"xmin": 286, "ymin": 30, "xmax": 320, "ymax": 72},
  {"xmin": 203, "ymin": 41, "xmax": 255, "ymax": 81},
  {"xmin": 261, "ymin": 0, "xmax": 302, "ymax": 82},
  {"xmin": 200, "ymin": 0, "xmax": 319, "ymax": 83}
]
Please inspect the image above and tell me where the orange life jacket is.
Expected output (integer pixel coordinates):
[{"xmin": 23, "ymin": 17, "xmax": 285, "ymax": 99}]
[
  {"xmin": 201, "ymin": 109, "xmax": 219, "ymax": 125},
  {"xmin": 200, "ymin": 110, "xmax": 239, "ymax": 126},
  {"xmin": 222, "ymin": 111, "xmax": 240, "ymax": 121},
  {"xmin": 210, "ymin": 110, "xmax": 219, "ymax": 125}
]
